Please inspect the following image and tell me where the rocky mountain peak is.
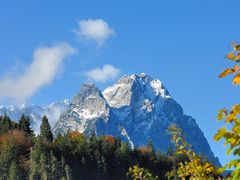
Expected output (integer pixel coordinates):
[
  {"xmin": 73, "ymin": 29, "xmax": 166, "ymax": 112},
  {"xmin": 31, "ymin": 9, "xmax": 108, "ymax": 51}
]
[
  {"xmin": 53, "ymin": 83, "xmax": 110, "ymax": 134},
  {"xmin": 0, "ymin": 73, "xmax": 221, "ymax": 167},
  {"xmin": 72, "ymin": 83, "xmax": 103, "ymax": 105},
  {"xmin": 103, "ymin": 73, "xmax": 170, "ymax": 108}
]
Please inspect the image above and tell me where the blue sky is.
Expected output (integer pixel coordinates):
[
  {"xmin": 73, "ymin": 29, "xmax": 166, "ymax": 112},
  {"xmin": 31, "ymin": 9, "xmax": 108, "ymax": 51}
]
[{"xmin": 1, "ymin": 0, "xmax": 240, "ymax": 166}]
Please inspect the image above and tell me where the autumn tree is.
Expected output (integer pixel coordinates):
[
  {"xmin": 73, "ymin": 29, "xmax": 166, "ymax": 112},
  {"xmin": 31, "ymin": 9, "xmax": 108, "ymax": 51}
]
[
  {"xmin": 0, "ymin": 130, "xmax": 31, "ymax": 179},
  {"xmin": 127, "ymin": 165, "xmax": 158, "ymax": 180},
  {"xmin": 215, "ymin": 43, "xmax": 240, "ymax": 179},
  {"xmin": 166, "ymin": 124, "xmax": 220, "ymax": 180}
]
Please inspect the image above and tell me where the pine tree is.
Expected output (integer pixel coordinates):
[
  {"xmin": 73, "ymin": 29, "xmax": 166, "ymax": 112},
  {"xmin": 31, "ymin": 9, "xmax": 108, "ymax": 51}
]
[
  {"xmin": 50, "ymin": 151, "xmax": 59, "ymax": 180},
  {"xmin": 60, "ymin": 156, "xmax": 66, "ymax": 179},
  {"xmin": 19, "ymin": 114, "xmax": 33, "ymax": 135},
  {"xmin": 0, "ymin": 150, "xmax": 11, "ymax": 180},
  {"xmin": 29, "ymin": 159, "xmax": 40, "ymax": 180},
  {"xmin": 40, "ymin": 115, "xmax": 53, "ymax": 143},
  {"xmin": 29, "ymin": 138, "xmax": 42, "ymax": 180},
  {"xmin": 64, "ymin": 164, "xmax": 72, "ymax": 180},
  {"xmin": 0, "ymin": 114, "xmax": 12, "ymax": 134},
  {"xmin": 59, "ymin": 156, "xmax": 72, "ymax": 180},
  {"xmin": 39, "ymin": 153, "xmax": 50, "ymax": 180},
  {"xmin": 167, "ymin": 146, "xmax": 174, "ymax": 156},
  {"xmin": 8, "ymin": 161, "xmax": 21, "ymax": 180}
]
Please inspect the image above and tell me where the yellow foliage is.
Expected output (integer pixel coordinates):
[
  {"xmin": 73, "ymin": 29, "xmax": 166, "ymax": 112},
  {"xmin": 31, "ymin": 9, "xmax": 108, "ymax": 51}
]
[
  {"xmin": 215, "ymin": 105, "xmax": 240, "ymax": 179},
  {"xmin": 215, "ymin": 43, "xmax": 240, "ymax": 179},
  {"xmin": 225, "ymin": 52, "xmax": 235, "ymax": 60},
  {"xmin": 127, "ymin": 165, "xmax": 158, "ymax": 180},
  {"xmin": 232, "ymin": 73, "xmax": 240, "ymax": 85},
  {"xmin": 166, "ymin": 124, "xmax": 221, "ymax": 180},
  {"xmin": 232, "ymin": 43, "xmax": 240, "ymax": 51},
  {"xmin": 217, "ymin": 108, "xmax": 228, "ymax": 120},
  {"xmin": 220, "ymin": 43, "xmax": 240, "ymax": 85},
  {"xmin": 233, "ymin": 53, "xmax": 240, "ymax": 61},
  {"xmin": 219, "ymin": 65, "xmax": 238, "ymax": 78}
]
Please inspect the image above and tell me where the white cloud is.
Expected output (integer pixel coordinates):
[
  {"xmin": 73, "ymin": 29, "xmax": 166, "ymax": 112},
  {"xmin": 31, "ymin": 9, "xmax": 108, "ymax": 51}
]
[
  {"xmin": 0, "ymin": 43, "xmax": 77, "ymax": 102},
  {"xmin": 85, "ymin": 64, "xmax": 121, "ymax": 83},
  {"xmin": 74, "ymin": 19, "xmax": 115, "ymax": 47}
]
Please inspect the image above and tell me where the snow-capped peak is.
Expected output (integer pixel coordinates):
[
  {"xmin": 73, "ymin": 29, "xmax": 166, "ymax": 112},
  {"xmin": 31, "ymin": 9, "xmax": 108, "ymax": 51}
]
[
  {"xmin": 53, "ymin": 83, "xmax": 110, "ymax": 135},
  {"xmin": 150, "ymin": 79, "xmax": 171, "ymax": 98},
  {"xmin": 103, "ymin": 73, "xmax": 170, "ymax": 108},
  {"xmin": 0, "ymin": 101, "xmax": 69, "ymax": 134},
  {"xmin": 1, "ymin": 73, "xmax": 221, "ymax": 167}
]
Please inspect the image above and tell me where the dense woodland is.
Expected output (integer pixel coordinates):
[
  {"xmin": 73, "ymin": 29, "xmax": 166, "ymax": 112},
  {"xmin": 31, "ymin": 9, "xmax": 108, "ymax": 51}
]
[{"xmin": 0, "ymin": 114, "xmax": 187, "ymax": 180}]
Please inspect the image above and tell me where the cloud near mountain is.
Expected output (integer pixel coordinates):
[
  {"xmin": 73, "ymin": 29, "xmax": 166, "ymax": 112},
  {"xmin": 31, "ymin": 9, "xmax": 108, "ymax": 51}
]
[
  {"xmin": 74, "ymin": 19, "xmax": 115, "ymax": 47},
  {"xmin": 84, "ymin": 64, "xmax": 121, "ymax": 83},
  {"xmin": 0, "ymin": 43, "xmax": 77, "ymax": 102}
]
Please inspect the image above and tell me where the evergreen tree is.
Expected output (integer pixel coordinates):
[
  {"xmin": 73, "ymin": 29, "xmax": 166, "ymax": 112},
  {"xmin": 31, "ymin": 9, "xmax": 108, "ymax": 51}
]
[
  {"xmin": 8, "ymin": 161, "xmax": 21, "ymax": 180},
  {"xmin": 167, "ymin": 146, "xmax": 174, "ymax": 156},
  {"xmin": 29, "ymin": 138, "xmax": 42, "ymax": 180},
  {"xmin": 19, "ymin": 114, "xmax": 33, "ymax": 135},
  {"xmin": 59, "ymin": 156, "xmax": 72, "ymax": 180},
  {"xmin": 59, "ymin": 156, "xmax": 66, "ymax": 179},
  {"xmin": 29, "ymin": 159, "xmax": 40, "ymax": 180},
  {"xmin": 0, "ymin": 124, "xmax": 181, "ymax": 179},
  {"xmin": 39, "ymin": 153, "xmax": 50, "ymax": 180},
  {"xmin": 0, "ymin": 153, "xmax": 9, "ymax": 180},
  {"xmin": 147, "ymin": 140, "xmax": 155, "ymax": 153},
  {"xmin": 64, "ymin": 164, "xmax": 72, "ymax": 180},
  {"xmin": 0, "ymin": 114, "xmax": 12, "ymax": 134},
  {"xmin": 40, "ymin": 115, "xmax": 53, "ymax": 143},
  {"xmin": 50, "ymin": 151, "xmax": 60, "ymax": 180}
]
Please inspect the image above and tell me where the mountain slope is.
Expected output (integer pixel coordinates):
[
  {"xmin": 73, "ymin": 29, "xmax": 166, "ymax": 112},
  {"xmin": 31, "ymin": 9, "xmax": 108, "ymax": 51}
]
[
  {"xmin": 0, "ymin": 100, "xmax": 69, "ymax": 133},
  {"xmin": 53, "ymin": 73, "xmax": 221, "ymax": 166},
  {"xmin": 54, "ymin": 83, "xmax": 110, "ymax": 135}
]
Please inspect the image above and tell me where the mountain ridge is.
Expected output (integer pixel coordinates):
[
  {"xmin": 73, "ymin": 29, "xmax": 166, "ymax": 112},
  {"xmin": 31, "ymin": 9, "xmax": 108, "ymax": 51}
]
[
  {"xmin": 0, "ymin": 100, "xmax": 69, "ymax": 134},
  {"xmin": 54, "ymin": 73, "xmax": 221, "ymax": 167},
  {"xmin": 0, "ymin": 73, "xmax": 221, "ymax": 166}
]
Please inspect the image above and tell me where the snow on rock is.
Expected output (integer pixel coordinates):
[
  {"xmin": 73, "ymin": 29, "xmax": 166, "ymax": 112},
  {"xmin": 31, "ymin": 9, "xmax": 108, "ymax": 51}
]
[
  {"xmin": 1, "ymin": 73, "xmax": 221, "ymax": 167},
  {"xmin": 0, "ymin": 100, "xmax": 69, "ymax": 134},
  {"xmin": 53, "ymin": 83, "xmax": 110, "ymax": 135},
  {"xmin": 120, "ymin": 127, "xmax": 134, "ymax": 149},
  {"xmin": 54, "ymin": 73, "xmax": 221, "ymax": 167}
]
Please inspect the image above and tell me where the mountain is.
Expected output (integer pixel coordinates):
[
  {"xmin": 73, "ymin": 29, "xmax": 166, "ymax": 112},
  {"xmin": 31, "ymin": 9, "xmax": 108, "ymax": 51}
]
[
  {"xmin": 0, "ymin": 100, "xmax": 69, "ymax": 134},
  {"xmin": 53, "ymin": 73, "xmax": 221, "ymax": 166}
]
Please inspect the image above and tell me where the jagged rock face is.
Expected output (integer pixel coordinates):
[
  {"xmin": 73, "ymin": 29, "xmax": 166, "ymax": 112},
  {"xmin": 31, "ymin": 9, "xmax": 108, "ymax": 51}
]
[
  {"xmin": 103, "ymin": 73, "xmax": 170, "ymax": 108},
  {"xmin": 53, "ymin": 83, "xmax": 110, "ymax": 135},
  {"xmin": 52, "ymin": 73, "xmax": 220, "ymax": 166},
  {"xmin": 0, "ymin": 73, "xmax": 220, "ymax": 166},
  {"xmin": 0, "ymin": 100, "xmax": 69, "ymax": 134}
]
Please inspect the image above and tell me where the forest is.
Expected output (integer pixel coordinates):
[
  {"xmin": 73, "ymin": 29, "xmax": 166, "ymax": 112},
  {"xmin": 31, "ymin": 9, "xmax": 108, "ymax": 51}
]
[{"xmin": 0, "ymin": 114, "xmax": 222, "ymax": 180}]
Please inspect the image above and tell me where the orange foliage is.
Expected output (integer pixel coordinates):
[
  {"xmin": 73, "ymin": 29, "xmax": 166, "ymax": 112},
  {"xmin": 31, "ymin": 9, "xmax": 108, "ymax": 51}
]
[
  {"xmin": 0, "ymin": 130, "xmax": 31, "ymax": 155},
  {"xmin": 69, "ymin": 131, "xmax": 86, "ymax": 146},
  {"xmin": 69, "ymin": 131, "xmax": 83, "ymax": 139},
  {"xmin": 139, "ymin": 146, "xmax": 151, "ymax": 154},
  {"xmin": 104, "ymin": 135, "xmax": 116, "ymax": 145},
  {"xmin": 219, "ymin": 65, "xmax": 239, "ymax": 78}
]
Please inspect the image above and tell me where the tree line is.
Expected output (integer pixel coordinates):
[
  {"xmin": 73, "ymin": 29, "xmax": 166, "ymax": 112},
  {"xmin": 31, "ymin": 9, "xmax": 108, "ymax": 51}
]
[{"xmin": 0, "ymin": 114, "xmax": 183, "ymax": 180}]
